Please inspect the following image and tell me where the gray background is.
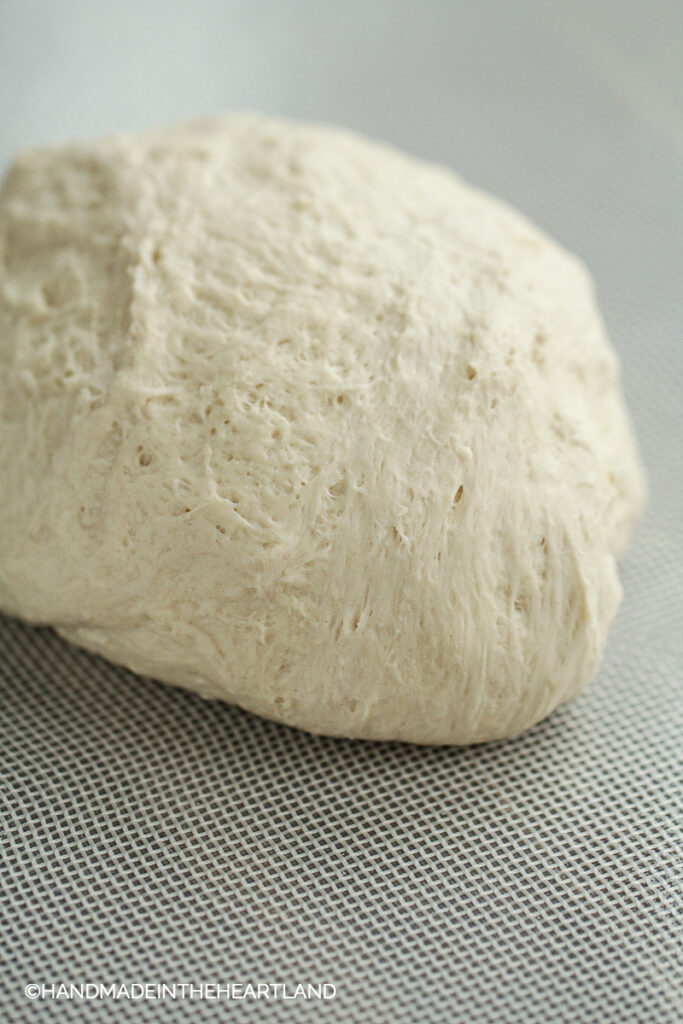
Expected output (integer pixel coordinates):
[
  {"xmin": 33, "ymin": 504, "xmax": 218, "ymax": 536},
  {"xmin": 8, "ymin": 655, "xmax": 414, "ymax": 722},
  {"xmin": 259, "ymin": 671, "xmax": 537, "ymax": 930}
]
[{"xmin": 1, "ymin": 1, "xmax": 681, "ymax": 1022}]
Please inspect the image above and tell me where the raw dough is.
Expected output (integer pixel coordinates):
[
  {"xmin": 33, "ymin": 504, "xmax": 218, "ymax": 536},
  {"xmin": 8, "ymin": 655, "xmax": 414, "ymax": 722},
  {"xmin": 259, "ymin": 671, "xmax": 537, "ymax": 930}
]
[{"xmin": 0, "ymin": 114, "xmax": 645, "ymax": 743}]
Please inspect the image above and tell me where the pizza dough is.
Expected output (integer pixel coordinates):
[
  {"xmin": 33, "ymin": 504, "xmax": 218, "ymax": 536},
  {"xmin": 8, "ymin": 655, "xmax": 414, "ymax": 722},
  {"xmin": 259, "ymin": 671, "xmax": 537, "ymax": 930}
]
[{"xmin": 0, "ymin": 114, "xmax": 645, "ymax": 744}]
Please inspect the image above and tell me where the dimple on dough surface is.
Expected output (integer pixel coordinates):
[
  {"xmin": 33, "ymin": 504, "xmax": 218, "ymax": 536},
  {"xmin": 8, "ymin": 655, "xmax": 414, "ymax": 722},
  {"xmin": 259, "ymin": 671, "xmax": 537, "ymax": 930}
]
[{"xmin": 0, "ymin": 114, "xmax": 645, "ymax": 744}]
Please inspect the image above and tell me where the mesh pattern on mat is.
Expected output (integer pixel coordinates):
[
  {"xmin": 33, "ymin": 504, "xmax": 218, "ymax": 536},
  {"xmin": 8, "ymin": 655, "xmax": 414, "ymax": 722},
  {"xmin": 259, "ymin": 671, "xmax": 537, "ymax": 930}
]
[
  {"xmin": 1, "ymin": 587, "xmax": 681, "ymax": 1024},
  {"xmin": 1, "ymin": 1, "xmax": 682, "ymax": 1021}
]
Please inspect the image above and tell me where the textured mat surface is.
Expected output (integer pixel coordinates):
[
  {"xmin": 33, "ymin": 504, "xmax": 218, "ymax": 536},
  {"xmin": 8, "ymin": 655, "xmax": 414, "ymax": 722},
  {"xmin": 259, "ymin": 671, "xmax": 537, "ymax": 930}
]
[{"xmin": 1, "ymin": 1, "xmax": 681, "ymax": 1022}]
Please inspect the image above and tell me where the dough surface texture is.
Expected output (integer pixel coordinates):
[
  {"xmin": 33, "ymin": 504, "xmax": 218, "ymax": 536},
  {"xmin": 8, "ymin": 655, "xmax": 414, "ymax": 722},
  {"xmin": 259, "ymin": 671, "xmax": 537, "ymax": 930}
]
[{"xmin": 0, "ymin": 114, "xmax": 645, "ymax": 744}]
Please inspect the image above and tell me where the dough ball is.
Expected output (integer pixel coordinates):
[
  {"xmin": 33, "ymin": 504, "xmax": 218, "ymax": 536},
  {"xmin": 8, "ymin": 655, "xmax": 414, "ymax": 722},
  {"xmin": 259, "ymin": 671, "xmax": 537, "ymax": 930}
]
[{"xmin": 0, "ymin": 114, "xmax": 645, "ymax": 744}]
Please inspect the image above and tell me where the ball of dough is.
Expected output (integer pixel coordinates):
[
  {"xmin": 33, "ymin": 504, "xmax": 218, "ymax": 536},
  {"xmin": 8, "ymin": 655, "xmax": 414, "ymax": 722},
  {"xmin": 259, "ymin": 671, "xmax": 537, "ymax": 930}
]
[{"xmin": 0, "ymin": 114, "xmax": 645, "ymax": 744}]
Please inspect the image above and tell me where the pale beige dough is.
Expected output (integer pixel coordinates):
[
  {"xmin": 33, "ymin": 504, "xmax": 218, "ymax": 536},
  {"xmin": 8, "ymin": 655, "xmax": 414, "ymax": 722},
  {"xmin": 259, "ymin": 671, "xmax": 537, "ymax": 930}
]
[{"xmin": 0, "ymin": 114, "xmax": 645, "ymax": 743}]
